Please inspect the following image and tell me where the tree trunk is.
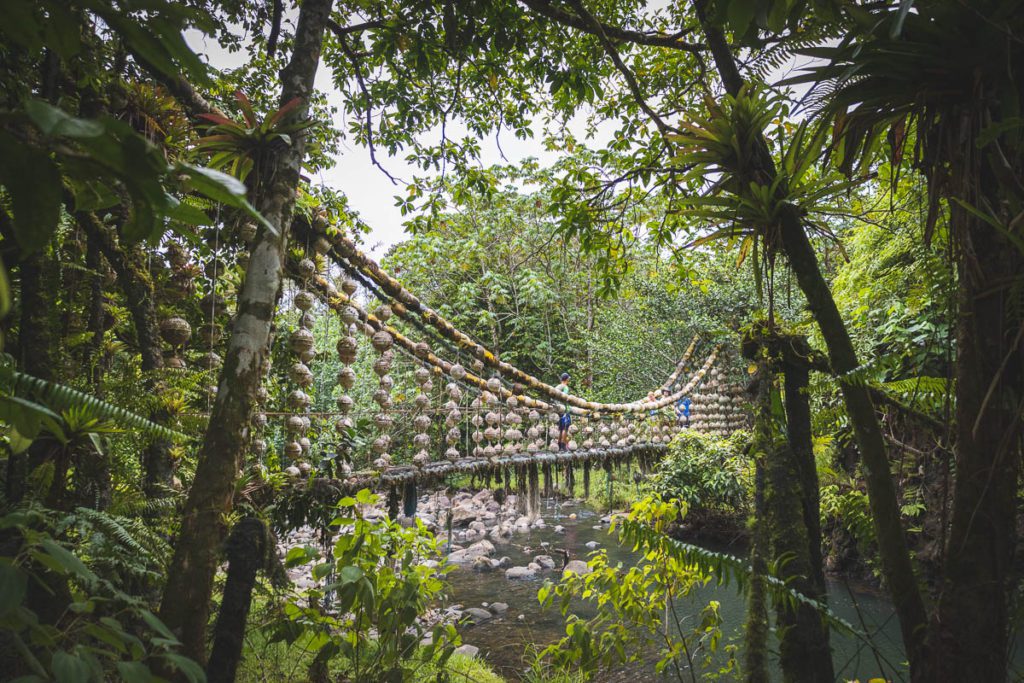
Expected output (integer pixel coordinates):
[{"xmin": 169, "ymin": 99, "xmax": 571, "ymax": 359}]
[
  {"xmin": 693, "ymin": 8, "xmax": 929, "ymax": 672},
  {"xmin": 159, "ymin": 0, "xmax": 334, "ymax": 663},
  {"xmin": 205, "ymin": 518, "xmax": 267, "ymax": 683},
  {"xmin": 932, "ymin": 195, "xmax": 1023, "ymax": 682},
  {"xmin": 77, "ymin": 212, "xmax": 174, "ymax": 497}
]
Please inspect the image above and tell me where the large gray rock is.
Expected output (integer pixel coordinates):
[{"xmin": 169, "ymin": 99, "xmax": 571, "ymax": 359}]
[
  {"xmin": 450, "ymin": 506, "xmax": 479, "ymax": 527},
  {"xmin": 505, "ymin": 566, "xmax": 537, "ymax": 580},
  {"xmin": 454, "ymin": 644, "xmax": 480, "ymax": 658},
  {"xmin": 472, "ymin": 556, "xmax": 495, "ymax": 573},
  {"xmin": 585, "ymin": 540, "xmax": 600, "ymax": 549},
  {"xmin": 447, "ymin": 539, "xmax": 495, "ymax": 564},
  {"xmin": 488, "ymin": 602, "xmax": 509, "ymax": 615},
  {"xmin": 534, "ymin": 554, "xmax": 556, "ymax": 570},
  {"xmin": 563, "ymin": 560, "xmax": 592, "ymax": 576},
  {"xmin": 463, "ymin": 607, "xmax": 492, "ymax": 624}
]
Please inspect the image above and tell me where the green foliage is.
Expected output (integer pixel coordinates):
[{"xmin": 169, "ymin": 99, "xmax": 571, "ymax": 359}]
[
  {"xmin": 266, "ymin": 490, "xmax": 460, "ymax": 682},
  {"xmin": 537, "ymin": 497, "xmax": 738, "ymax": 681},
  {"xmin": 646, "ymin": 430, "xmax": 752, "ymax": 513},
  {"xmin": 0, "ymin": 505, "xmax": 202, "ymax": 683},
  {"xmin": 820, "ymin": 484, "xmax": 875, "ymax": 555}
]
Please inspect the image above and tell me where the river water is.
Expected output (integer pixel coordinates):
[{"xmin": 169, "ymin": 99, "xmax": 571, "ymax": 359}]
[{"xmin": 445, "ymin": 500, "xmax": 908, "ymax": 682}]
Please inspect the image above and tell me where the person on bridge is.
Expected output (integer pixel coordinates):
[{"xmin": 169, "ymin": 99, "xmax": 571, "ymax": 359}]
[
  {"xmin": 557, "ymin": 372, "xmax": 571, "ymax": 451},
  {"xmin": 675, "ymin": 396, "xmax": 692, "ymax": 427}
]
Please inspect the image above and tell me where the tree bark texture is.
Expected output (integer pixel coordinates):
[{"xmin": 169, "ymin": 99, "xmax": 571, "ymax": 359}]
[
  {"xmin": 205, "ymin": 518, "xmax": 267, "ymax": 683},
  {"xmin": 78, "ymin": 212, "xmax": 174, "ymax": 497},
  {"xmin": 932, "ymin": 188, "xmax": 1024, "ymax": 682},
  {"xmin": 159, "ymin": 0, "xmax": 334, "ymax": 663},
  {"xmin": 693, "ymin": 7, "xmax": 929, "ymax": 671}
]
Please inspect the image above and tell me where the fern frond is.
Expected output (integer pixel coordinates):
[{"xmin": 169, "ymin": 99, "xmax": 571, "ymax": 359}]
[{"xmin": 10, "ymin": 371, "xmax": 189, "ymax": 442}]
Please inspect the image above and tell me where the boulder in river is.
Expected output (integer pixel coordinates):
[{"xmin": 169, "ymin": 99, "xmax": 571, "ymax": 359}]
[
  {"xmin": 563, "ymin": 560, "xmax": 592, "ymax": 576},
  {"xmin": 463, "ymin": 607, "xmax": 492, "ymax": 624},
  {"xmin": 447, "ymin": 539, "xmax": 495, "ymax": 565},
  {"xmin": 454, "ymin": 644, "xmax": 480, "ymax": 658},
  {"xmin": 505, "ymin": 566, "xmax": 537, "ymax": 580},
  {"xmin": 534, "ymin": 555, "xmax": 556, "ymax": 569}
]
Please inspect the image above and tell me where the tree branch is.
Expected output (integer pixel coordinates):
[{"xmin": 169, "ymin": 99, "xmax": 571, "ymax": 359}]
[
  {"xmin": 327, "ymin": 18, "xmax": 399, "ymax": 185},
  {"xmin": 519, "ymin": 0, "xmax": 704, "ymax": 53}
]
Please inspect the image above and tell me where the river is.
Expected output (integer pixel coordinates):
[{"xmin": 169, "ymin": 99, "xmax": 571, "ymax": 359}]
[{"xmin": 445, "ymin": 499, "xmax": 908, "ymax": 682}]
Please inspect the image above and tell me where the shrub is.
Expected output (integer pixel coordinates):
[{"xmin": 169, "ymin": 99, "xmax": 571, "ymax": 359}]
[{"xmin": 646, "ymin": 430, "xmax": 752, "ymax": 513}]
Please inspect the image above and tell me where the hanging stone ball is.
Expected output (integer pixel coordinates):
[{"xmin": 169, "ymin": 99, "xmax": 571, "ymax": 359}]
[
  {"xmin": 371, "ymin": 437, "xmax": 390, "ymax": 454},
  {"xmin": 413, "ymin": 451, "xmax": 430, "ymax": 467},
  {"xmin": 378, "ymin": 375, "xmax": 394, "ymax": 391},
  {"xmin": 568, "ymin": 440, "xmax": 579, "ymax": 451},
  {"xmin": 471, "ymin": 414, "xmax": 484, "ymax": 427},
  {"xmin": 447, "ymin": 384, "xmax": 462, "ymax": 401},
  {"xmin": 337, "ymin": 336, "xmax": 358, "ymax": 364},
  {"xmin": 414, "ymin": 414, "xmax": 432, "ymax": 432},
  {"xmin": 471, "ymin": 359, "xmax": 485, "ymax": 374},
  {"xmin": 341, "ymin": 306, "xmax": 359, "ymax": 326},
  {"xmin": 446, "ymin": 409, "xmax": 462, "ymax": 425},
  {"xmin": 504, "ymin": 428, "xmax": 522, "ymax": 442},
  {"xmin": 446, "ymin": 427, "xmax": 461, "ymax": 443},
  {"xmin": 298, "ymin": 258, "xmax": 317, "ymax": 280},
  {"xmin": 287, "ymin": 390, "xmax": 310, "ymax": 409},
  {"xmin": 415, "ymin": 393, "xmax": 430, "ymax": 409},
  {"xmin": 285, "ymin": 465, "xmax": 301, "ymax": 477},
  {"xmin": 286, "ymin": 415, "xmax": 305, "ymax": 434},
  {"xmin": 199, "ymin": 324, "xmax": 223, "ymax": 346},
  {"xmin": 289, "ymin": 362, "xmax": 313, "ymax": 386},
  {"xmin": 253, "ymin": 412, "xmax": 268, "ymax": 429},
  {"xmin": 251, "ymin": 439, "xmax": 267, "ymax": 457},
  {"xmin": 413, "ymin": 434, "xmax": 430, "ymax": 449},
  {"xmin": 256, "ymin": 386, "xmax": 270, "ymax": 405},
  {"xmin": 160, "ymin": 317, "xmax": 192, "ymax": 347},
  {"xmin": 337, "ymin": 367, "xmax": 356, "ymax": 389},
  {"xmin": 335, "ymin": 416, "xmax": 353, "ymax": 432},
  {"xmin": 421, "ymin": 379, "xmax": 433, "ymax": 393},
  {"xmin": 582, "ymin": 438, "xmax": 594, "ymax": 449},
  {"xmin": 374, "ymin": 413, "xmax": 393, "ymax": 431},
  {"xmin": 450, "ymin": 364, "xmax": 467, "ymax": 381},
  {"xmin": 377, "ymin": 304, "xmax": 393, "ymax": 322},
  {"xmin": 238, "ymin": 221, "xmax": 258, "ymax": 244},
  {"xmin": 528, "ymin": 410, "xmax": 541, "ymax": 423},
  {"xmin": 373, "ymin": 457, "xmax": 389, "ymax": 470},
  {"xmin": 284, "ymin": 441, "xmax": 302, "ymax": 459},
  {"xmin": 294, "ymin": 291, "xmax": 315, "ymax": 312},
  {"xmin": 484, "ymin": 391, "xmax": 499, "ymax": 406},
  {"xmin": 341, "ymin": 278, "xmax": 358, "ymax": 295},
  {"xmin": 372, "ymin": 356, "xmax": 392, "ymax": 377},
  {"xmin": 199, "ymin": 351, "xmax": 222, "ymax": 370},
  {"xmin": 336, "ymin": 395, "xmax": 354, "ymax": 414},
  {"xmin": 482, "ymin": 444, "xmax": 496, "ymax": 457},
  {"xmin": 471, "ymin": 431, "xmax": 484, "ymax": 443},
  {"xmin": 313, "ymin": 236, "xmax": 331, "ymax": 255},
  {"xmin": 445, "ymin": 447, "xmax": 460, "ymax": 461},
  {"xmin": 373, "ymin": 389, "xmax": 392, "ymax": 408},
  {"xmin": 486, "ymin": 377, "xmax": 502, "ymax": 393},
  {"xmin": 299, "ymin": 437, "xmax": 311, "ymax": 452},
  {"xmin": 299, "ymin": 347, "xmax": 317, "ymax": 363},
  {"xmin": 507, "ymin": 396, "xmax": 519, "ymax": 409},
  {"xmin": 485, "ymin": 411, "xmax": 500, "ymax": 426},
  {"xmin": 300, "ymin": 313, "xmax": 316, "ymax": 330},
  {"xmin": 415, "ymin": 367, "xmax": 431, "ymax": 384},
  {"xmin": 298, "ymin": 461, "xmax": 312, "ymax": 475},
  {"xmin": 371, "ymin": 330, "xmax": 394, "ymax": 353},
  {"xmin": 506, "ymin": 411, "xmax": 522, "ymax": 425},
  {"xmin": 414, "ymin": 342, "xmax": 430, "ymax": 358},
  {"xmin": 290, "ymin": 328, "xmax": 315, "ymax": 354}
]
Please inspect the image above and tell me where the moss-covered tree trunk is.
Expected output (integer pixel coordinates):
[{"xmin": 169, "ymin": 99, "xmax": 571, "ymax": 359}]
[
  {"xmin": 931, "ymin": 187, "xmax": 1023, "ymax": 682},
  {"xmin": 78, "ymin": 212, "xmax": 174, "ymax": 497},
  {"xmin": 694, "ymin": 7, "xmax": 929, "ymax": 673},
  {"xmin": 159, "ymin": 0, "xmax": 334, "ymax": 663},
  {"xmin": 205, "ymin": 518, "xmax": 267, "ymax": 683}
]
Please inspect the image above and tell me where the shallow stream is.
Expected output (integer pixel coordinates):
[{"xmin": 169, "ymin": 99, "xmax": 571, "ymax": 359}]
[{"xmin": 445, "ymin": 500, "xmax": 907, "ymax": 682}]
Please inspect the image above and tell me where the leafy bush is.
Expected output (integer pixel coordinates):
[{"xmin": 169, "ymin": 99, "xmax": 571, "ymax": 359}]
[
  {"xmin": 646, "ymin": 430, "xmax": 752, "ymax": 513},
  {"xmin": 0, "ymin": 505, "xmax": 203, "ymax": 682},
  {"xmin": 266, "ymin": 489, "xmax": 460, "ymax": 682}
]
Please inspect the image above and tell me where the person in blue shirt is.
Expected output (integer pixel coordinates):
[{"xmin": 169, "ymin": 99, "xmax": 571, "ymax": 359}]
[
  {"xmin": 557, "ymin": 372, "xmax": 571, "ymax": 451},
  {"xmin": 675, "ymin": 396, "xmax": 692, "ymax": 427}
]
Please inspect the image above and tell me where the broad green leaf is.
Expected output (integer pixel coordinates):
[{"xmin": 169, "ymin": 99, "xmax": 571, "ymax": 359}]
[
  {"xmin": 39, "ymin": 539, "xmax": 96, "ymax": 584},
  {"xmin": 0, "ymin": 563, "xmax": 27, "ymax": 616},
  {"xmin": 24, "ymin": 100, "xmax": 103, "ymax": 138},
  {"xmin": 51, "ymin": 650, "xmax": 90, "ymax": 683},
  {"xmin": 116, "ymin": 661, "xmax": 156, "ymax": 683},
  {"xmin": 0, "ymin": 131, "xmax": 62, "ymax": 253}
]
